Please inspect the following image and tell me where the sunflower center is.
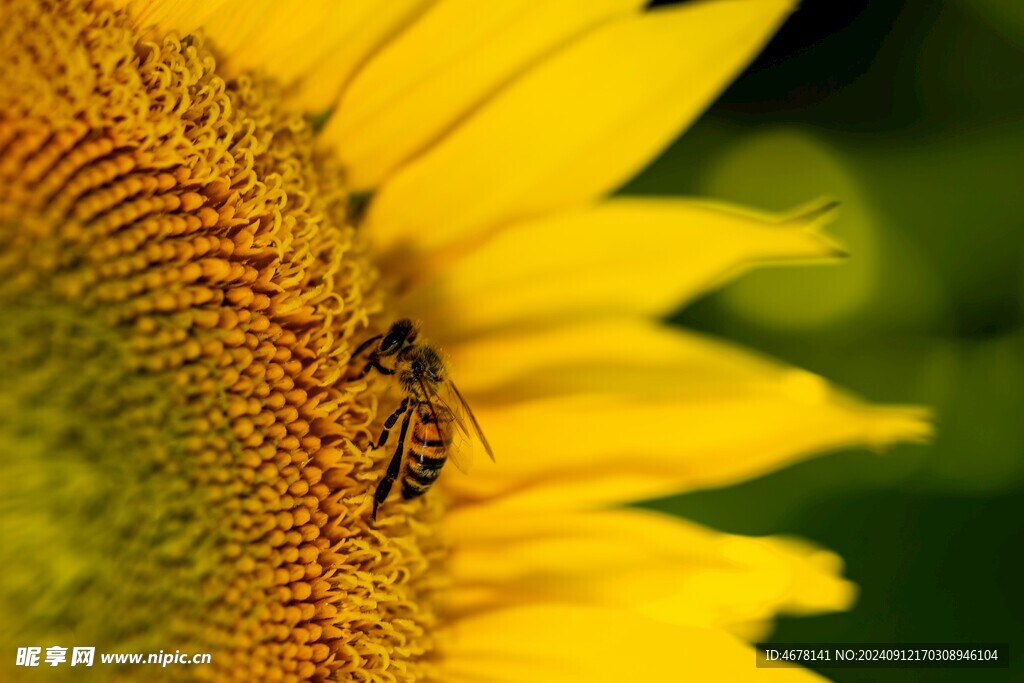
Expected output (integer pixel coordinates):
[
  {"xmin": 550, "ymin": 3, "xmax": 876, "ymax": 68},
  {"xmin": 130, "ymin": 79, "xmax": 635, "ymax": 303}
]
[{"xmin": 0, "ymin": 2, "xmax": 445, "ymax": 681}]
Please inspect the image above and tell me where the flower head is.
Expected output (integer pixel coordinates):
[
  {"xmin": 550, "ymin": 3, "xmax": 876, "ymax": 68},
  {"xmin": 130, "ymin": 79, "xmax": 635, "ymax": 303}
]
[{"xmin": 0, "ymin": 1, "xmax": 930, "ymax": 681}]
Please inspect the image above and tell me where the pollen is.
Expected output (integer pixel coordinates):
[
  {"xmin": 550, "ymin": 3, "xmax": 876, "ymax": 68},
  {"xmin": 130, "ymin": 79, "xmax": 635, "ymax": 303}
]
[{"xmin": 0, "ymin": 1, "xmax": 444, "ymax": 681}]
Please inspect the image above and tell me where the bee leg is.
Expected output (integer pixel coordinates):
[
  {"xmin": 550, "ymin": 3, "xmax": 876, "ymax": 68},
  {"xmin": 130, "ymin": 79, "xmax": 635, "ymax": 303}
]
[
  {"xmin": 352, "ymin": 358, "xmax": 396, "ymax": 381},
  {"xmin": 375, "ymin": 397, "xmax": 409, "ymax": 448},
  {"xmin": 352, "ymin": 333, "xmax": 385, "ymax": 360},
  {"xmin": 373, "ymin": 408, "xmax": 413, "ymax": 520}
]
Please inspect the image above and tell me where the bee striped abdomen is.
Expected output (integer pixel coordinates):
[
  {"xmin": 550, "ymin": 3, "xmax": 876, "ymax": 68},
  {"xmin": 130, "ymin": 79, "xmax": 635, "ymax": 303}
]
[{"xmin": 402, "ymin": 404, "xmax": 450, "ymax": 499}]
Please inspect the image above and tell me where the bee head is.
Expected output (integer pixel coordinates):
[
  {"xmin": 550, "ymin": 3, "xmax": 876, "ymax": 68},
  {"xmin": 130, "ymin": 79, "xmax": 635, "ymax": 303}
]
[{"xmin": 377, "ymin": 319, "xmax": 416, "ymax": 356}]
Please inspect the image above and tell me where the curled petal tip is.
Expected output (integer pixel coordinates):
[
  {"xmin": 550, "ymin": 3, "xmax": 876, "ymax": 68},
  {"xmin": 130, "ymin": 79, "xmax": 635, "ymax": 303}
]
[
  {"xmin": 827, "ymin": 244, "xmax": 851, "ymax": 259},
  {"xmin": 785, "ymin": 197, "xmax": 841, "ymax": 225},
  {"xmin": 781, "ymin": 198, "xmax": 848, "ymax": 260},
  {"xmin": 864, "ymin": 405, "xmax": 935, "ymax": 452}
]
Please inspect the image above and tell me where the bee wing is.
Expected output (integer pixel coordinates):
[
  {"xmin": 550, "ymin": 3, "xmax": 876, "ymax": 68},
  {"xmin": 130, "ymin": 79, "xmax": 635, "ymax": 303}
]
[
  {"xmin": 415, "ymin": 376, "xmax": 473, "ymax": 474},
  {"xmin": 439, "ymin": 402, "xmax": 474, "ymax": 475},
  {"xmin": 438, "ymin": 379, "xmax": 494, "ymax": 465}
]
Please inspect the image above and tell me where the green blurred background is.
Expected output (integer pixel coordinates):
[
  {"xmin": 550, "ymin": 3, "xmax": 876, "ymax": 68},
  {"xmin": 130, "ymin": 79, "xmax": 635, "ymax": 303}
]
[{"xmin": 634, "ymin": 1, "xmax": 1022, "ymax": 680}]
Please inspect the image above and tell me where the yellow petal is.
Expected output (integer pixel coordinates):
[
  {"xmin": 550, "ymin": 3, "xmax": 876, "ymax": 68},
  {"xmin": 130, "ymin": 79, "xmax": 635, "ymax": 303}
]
[
  {"xmin": 156, "ymin": 1, "xmax": 434, "ymax": 97},
  {"xmin": 446, "ymin": 318, "xmax": 762, "ymax": 394},
  {"xmin": 187, "ymin": 1, "xmax": 422, "ymax": 94},
  {"xmin": 287, "ymin": 0, "xmax": 437, "ymax": 114},
  {"xmin": 367, "ymin": 0, "xmax": 795, "ymax": 252},
  {"xmin": 189, "ymin": 0, "xmax": 276, "ymax": 56},
  {"xmin": 442, "ymin": 603, "xmax": 826, "ymax": 683},
  {"xmin": 447, "ymin": 509, "xmax": 855, "ymax": 639},
  {"xmin": 113, "ymin": 0, "xmax": 233, "ymax": 35},
  {"xmin": 400, "ymin": 199, "xmax": 843, "ymax": 339},
  {"xmin": 322, "ymin": 0, "xmax": 644, "ymax": 189},
  {"xmin": 447, "ymin": 318, "xmax": 860, "ymax": 406},
  {"xmin": 212, "ymin": 1, "xmax": 338, "ymax": 80},
  {"xmin": 448, "ymin": 395, "xmax": 930, "ymax": 506},
  {"xmin": 440, "ymin": 331, "xmax": 931, "ymax": 506}
]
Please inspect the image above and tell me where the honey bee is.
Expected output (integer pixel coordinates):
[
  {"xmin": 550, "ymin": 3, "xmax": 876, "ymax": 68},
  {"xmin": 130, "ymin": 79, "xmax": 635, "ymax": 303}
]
[{"xmin": 351, "ymin": 319, "xmax": 494, "ymax": 519}]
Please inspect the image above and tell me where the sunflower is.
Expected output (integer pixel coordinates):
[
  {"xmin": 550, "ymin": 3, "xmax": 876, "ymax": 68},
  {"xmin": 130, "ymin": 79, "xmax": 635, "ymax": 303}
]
[{"xmin": 0, "ymin": 1, "xmax": 930, "ymax": 681}]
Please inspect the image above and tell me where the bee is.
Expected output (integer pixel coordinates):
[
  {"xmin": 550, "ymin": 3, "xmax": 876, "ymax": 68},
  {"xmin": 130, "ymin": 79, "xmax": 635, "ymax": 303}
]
[{"xmin": 351, "ymin": 319, "xmax": 494, "ymax": 519}]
